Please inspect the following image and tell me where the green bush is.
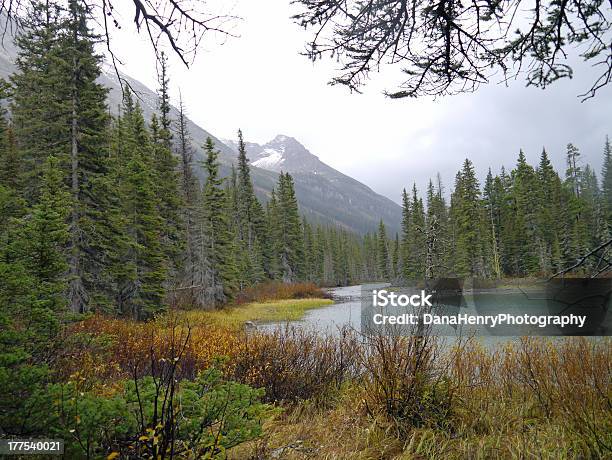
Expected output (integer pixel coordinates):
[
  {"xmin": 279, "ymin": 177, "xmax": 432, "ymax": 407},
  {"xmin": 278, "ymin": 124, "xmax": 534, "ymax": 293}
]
[{"xmin": 48, "ymin": 367, "xmax": 274, "ymax": 459}]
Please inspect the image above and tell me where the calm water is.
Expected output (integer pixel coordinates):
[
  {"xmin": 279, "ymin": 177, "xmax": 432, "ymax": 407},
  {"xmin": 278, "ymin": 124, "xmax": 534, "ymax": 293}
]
[{"xmin": 258, "ymin": 284, "xmax": 611, "ymax": 348}]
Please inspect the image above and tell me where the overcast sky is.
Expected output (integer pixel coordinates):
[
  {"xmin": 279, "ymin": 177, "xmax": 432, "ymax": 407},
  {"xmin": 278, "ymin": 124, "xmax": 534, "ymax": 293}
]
[{"xmin": 109, "ymin": 0, "xmax": 612, "ymax": 204}]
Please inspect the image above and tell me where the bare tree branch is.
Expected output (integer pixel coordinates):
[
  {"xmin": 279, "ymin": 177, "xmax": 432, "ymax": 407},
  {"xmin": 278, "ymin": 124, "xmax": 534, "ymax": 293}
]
[{"xmin": 0, "ymin": 0, "xmax": 238, "ymax": 67}]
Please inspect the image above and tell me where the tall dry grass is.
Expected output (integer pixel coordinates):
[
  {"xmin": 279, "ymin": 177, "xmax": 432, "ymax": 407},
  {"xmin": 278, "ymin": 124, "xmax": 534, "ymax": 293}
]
[{"xmin": 59, "ymin": 312, "xmax": 611, "ymax": 458}]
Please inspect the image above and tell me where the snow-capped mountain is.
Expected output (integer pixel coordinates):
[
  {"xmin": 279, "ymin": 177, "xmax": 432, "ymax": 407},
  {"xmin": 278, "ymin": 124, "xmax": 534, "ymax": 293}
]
[
  {"xmin": 224, "ymin": 135, "xmax": 328, "ymax": 174},
  {"xmin": 224, "ymin": 135, "xmax": 403, "ymax": 234}
]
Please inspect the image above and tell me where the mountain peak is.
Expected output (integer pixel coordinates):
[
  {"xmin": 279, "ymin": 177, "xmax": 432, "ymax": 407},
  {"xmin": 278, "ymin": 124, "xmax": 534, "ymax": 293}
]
[{"xmin": 271, "ymin": 134, "xmax": 293, "ymax": 143}]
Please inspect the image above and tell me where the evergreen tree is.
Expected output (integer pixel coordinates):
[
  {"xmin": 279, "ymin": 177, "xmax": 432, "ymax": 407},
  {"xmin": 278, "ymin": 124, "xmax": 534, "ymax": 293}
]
[
  {"xmin": 20, "ymin": 0, "xmax": 114, "ymax": 313},
  {"xmin": 17, "ymin": 156, "xmax": 70, "ymax": 313},
  {"xmin": 276, "ymin": 172, "xmax": 304, "ymax": 282},
  {"xmin": 511, "ymin": 150, "xmax": 539, "ymax": 274},
  {"xmin": 157, "ymin": 51, "xmax": 173, "ymax": 148},
  {"xmin": 234, "ymin": 129, "xmax": 266, "ymax": 283},
  {"xmin": 535, "ymin": 149, "xmax": 563, "ymax": 272},
  {"xmin": 174, "ymin": 96, "xmax": 200, "ymax": 301},
  {"xmin": 425, "ymin": 178, "xmax": 448, "ymax": 278},
  {"xmin": 563, "ymin": 143, "xmax": 589, "ymax": 266},
  {"xmin": 400, "ymin": 188, "xmax": 412, "ymax": 279},
  {"xmin": 391, "ymin": 233, "xmax": 400, "ymax": 279},
  {"xmin": 197, "ymin": 138, "xmax": 237, "ymax": 306},
  {"xmin": 409, "ymin": 184, "xmax": 426, "ymax": 278},
  {"xmin": 601, "ymin": 136, "xmax": 612, "ymax": 234},
  {"xmin": 0, "ymin": 157, "xmax": 68, "ymax": 434},
  {"xmin": 150, "ymin": 63, "xmax": 183, "ymax": 274},
  {"xmin": 111, "ymin": 92, "xmax": 167, "ymax": 319},
  {"xmin": 10, "ymin": 1, "xmax": 65, "ymax": 202},
  {"xmin": 450, "ymin": 159, "xmax": 486, "ymax": 276},
  {"xmin": 377, "ymin": 219, "xmax": 389, "ymax": 280}
]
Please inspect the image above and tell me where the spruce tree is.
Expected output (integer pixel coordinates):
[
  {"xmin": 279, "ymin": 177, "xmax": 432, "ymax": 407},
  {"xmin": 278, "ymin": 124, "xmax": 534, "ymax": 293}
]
[
  {"xmin": 511, "ymin": 150, "xmax": 539, "ymax": 275},
  {"xmin": 377, "ymin": 219, "xmax": 389, "ymax": 280},
  {"xmin": 21, "ymin": 0, "xmax": 116, "ymax": 313},
  {"xmin": 198, "ymin": 138, "xmax": 237, "ymax": 306},
  {"xmin": 450, "ymin": 159, "xmax": 486, "ymax": 277},
  {"xmin": 17, "ymin": 156, "xmax": 70, "ymax": 314},
  {"xmin": 276, "ymin": 172, "xmax": 304, "ymax": 282},
  {"xmin": 391, "ymin": 233, "xmax": 400, "ymax": 279},
  {"xmin": 400, "ymin": 188, "xmax": 412, "ymax": 279},
  {"xmin": 0, "ymin": 157, "xmax": 69, "ymax": 435},
  {"xmin": 174, "ymin": 96, "xmax": 200, "ymax": 300},
  {"xmin": 410, "ymin": 184, "xmax": 426, "ymax": 278},
  {"xmin": 601, "ymin": 136, "xmax": 612, "ymax": 234},
  {"xmin": 111, "ymin": 93, "xmax": 167, "ymax": 319},
  {"xmin": 10, "ymin": 1, "xmax": 66, "ymax": 203},
  {"xmin": 150, "ymin": 62, "xmax": 183, "ymax": 273},
  {"xmin": 234, "ymin": 129, "xmax": 266, "ymax": 283}
]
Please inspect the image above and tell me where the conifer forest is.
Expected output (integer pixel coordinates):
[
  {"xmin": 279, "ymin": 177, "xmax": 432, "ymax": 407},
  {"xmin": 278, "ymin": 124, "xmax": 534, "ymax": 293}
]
[{"xmin": 0, "ymin": 0, "xmax": 611, "ymax": 459}]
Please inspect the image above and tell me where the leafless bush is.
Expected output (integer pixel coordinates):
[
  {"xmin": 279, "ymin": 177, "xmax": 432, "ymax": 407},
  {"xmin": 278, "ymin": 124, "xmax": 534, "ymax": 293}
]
[{"xmin": 229, "ymin": 326, "xmax": 360, "ymax": 403}]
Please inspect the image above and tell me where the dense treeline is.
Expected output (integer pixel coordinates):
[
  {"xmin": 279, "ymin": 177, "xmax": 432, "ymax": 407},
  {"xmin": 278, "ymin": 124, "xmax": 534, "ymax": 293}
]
[{"xmin": 376, "ymin": 145, "xmax": 612, "ymax": 280}]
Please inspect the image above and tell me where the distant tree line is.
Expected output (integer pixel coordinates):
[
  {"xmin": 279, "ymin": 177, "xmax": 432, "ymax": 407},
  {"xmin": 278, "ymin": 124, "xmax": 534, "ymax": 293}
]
[{"xmin": 375, "ymin": 144, "xmax": 612, "ymax": 280}]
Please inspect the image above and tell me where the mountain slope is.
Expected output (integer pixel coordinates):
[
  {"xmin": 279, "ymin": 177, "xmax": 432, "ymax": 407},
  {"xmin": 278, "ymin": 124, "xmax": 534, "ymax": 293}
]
[
  {"xmin": 224, "ymin": 135, "xmax": 402, "ymax": 234},
  {"xmin": 0, "ymin": 23, "xmax": 402, "ymax": 235}
]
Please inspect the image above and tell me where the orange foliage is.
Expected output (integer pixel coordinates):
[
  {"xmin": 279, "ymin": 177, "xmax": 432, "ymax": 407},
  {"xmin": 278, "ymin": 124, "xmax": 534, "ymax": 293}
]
[
  {"xmin": 59, "ymin": 314, "xmax": 243, "ymax": 384},
  {"xmin": 234, "ymin": 281, "xmax": 328, "ymax": 304}
]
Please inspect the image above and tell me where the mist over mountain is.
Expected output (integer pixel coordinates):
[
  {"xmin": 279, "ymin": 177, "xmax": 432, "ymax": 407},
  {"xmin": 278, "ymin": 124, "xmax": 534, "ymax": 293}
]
[{"xmin": 0, "ymin": 19, "xmax": 401, "ymax": 234}]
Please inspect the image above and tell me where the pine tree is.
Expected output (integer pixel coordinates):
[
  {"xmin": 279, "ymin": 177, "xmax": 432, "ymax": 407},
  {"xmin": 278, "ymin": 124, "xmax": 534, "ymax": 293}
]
[
  {"xmin": 174, "ymin": 96, "xmax": 200, "ymax": 300},
  {"xmin": 451, "ymin": 159, "xmax": 486, "ymax": 277},
  {"xmin": 400, "ymin": 188, "xmax": 412, "ymax": 279},
  {"xmin": 111, "ymin": 92, "xmax": 167, "ymax": 319},
  {"xmin": 276, "ymin": 172, "xmax": 304, "ymax": 282},
  {"xmin": 601, "ymin": 136, "xmax": 612, "ymax": 234},
  {"xmin": 197, "ymin": 138, "xmax": 237, "ymax": 307},
  {"xmin": 377, "ymin": 219, "xmax": 389, "ymax": 280},
  {"xmin": 29, "ymin": 0, "xmax": 116, "ymax": 312}
]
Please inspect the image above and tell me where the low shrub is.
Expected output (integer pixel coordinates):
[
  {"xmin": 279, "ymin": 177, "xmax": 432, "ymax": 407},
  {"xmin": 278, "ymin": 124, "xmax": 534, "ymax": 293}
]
[
  {"xmin": 234, "ymin": 281, "xmax": 329, "ymax": 304},
  {"xmin": 48, "ymin": 366, "xmax": 274, "ymax": 459},
  {"xmin": 359, "ymin": 333, "xmax": 455, "ymax": 436},
  {"xmin": 229, "ymin": 326, "xmax": 360, "ymax": 403}
]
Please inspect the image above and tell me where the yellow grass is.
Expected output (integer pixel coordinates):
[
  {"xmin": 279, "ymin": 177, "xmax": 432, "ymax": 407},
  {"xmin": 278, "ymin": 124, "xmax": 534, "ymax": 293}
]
[{"xmin": 180, "ymin": 298, "xmax": 334, "ymax": 331}]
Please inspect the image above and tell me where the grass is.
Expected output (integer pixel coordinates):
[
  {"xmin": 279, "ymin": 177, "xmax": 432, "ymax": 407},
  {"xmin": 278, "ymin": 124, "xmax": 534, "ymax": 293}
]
[
  {"xmin": 180, "ymin": 298, "xmax": 334, "ymax": 331},
  {"xmin": 227, "ymin": 336, "xmax": 611, "ymax": 459},
  {"xmin": 63, "ymin": 291, "xmax": 611, "ymax": 459}
]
